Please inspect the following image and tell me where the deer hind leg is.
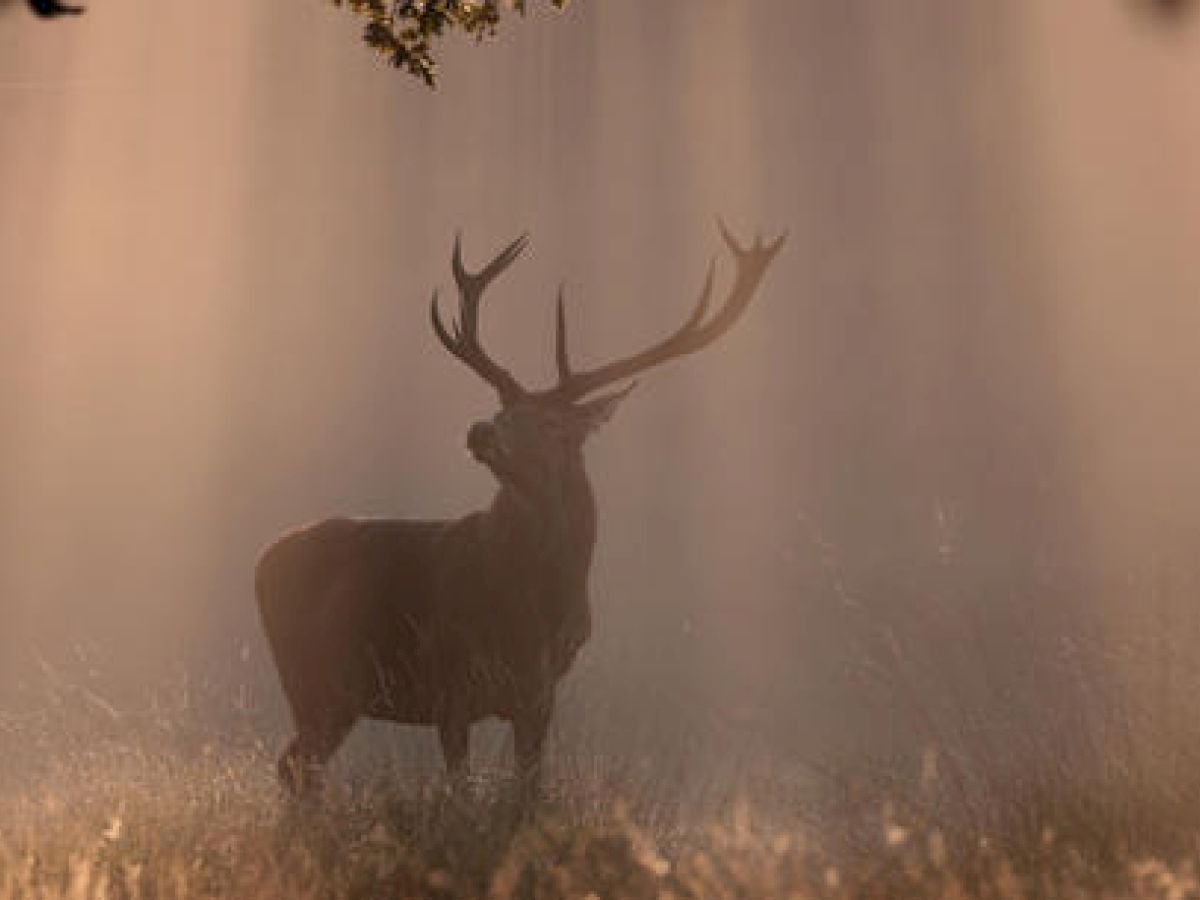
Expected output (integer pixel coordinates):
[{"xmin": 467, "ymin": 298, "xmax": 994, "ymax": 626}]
[{"xmin": 278, "ymin": 712, "xmax": 356, "ymax": 800}]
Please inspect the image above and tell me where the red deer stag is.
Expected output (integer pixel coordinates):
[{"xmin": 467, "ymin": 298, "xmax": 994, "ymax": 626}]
[{"xmin": 256, "ymin": 223, "xmax": 784, "ymax": 797}]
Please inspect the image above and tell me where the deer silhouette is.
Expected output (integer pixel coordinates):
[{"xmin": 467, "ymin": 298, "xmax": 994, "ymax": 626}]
[{"xmin": 256, "ymin": 223, "xmax": 784, "ymax": 797}]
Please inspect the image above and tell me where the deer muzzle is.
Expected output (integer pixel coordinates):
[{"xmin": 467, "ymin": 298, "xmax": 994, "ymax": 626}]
[{"xmin": 467, "ymin": 421, "xmax": 503, "ymax": 466}]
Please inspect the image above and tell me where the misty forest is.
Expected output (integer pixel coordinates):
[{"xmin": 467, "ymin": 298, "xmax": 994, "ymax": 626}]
[{"xmin": 2, "ymin": 1, "xmax": 1200, "ymax": 897}]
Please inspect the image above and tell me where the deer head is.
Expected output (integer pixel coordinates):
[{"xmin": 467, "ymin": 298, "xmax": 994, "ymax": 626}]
[{"xmin": 431, "ymin": 223, "xmax": 786, "ymax": 500}]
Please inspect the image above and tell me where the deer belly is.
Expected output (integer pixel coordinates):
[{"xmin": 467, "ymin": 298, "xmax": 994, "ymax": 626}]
[
  {"xmin": 362, "ymin": 653, "xmax": 526, "ymax": 724},
  {"xmin": 359, "ymin": 640, "xmax": 440, "ymax": 723}
]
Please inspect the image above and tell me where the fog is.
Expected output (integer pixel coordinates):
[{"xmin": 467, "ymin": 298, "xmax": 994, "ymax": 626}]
[{"xmin": 2, "ymin": 0, "xmax": 1199, "ymax": 788}]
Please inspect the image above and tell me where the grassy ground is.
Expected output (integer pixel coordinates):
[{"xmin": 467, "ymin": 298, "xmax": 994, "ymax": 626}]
[
  {"xmin": 5, "ymin": 570, "xmax": 1200, "ymax": 898},
  {"xmin": 2, "ymin": 735, "xmax": 1200, "ymax": 900}
]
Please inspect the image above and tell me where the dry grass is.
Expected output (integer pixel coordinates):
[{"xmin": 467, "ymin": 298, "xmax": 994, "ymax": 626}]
[
  {"xmin": 5, "ymin": 564, "xmax": 1200, "ymax": 898},
  {"xmin": 1, "ymin": 733, "xmax": 1200, "ymax": 900}
]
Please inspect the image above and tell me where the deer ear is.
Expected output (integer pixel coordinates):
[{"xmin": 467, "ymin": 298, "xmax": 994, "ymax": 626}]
[{"xmin": 573, "ymin": 382, "xmax": 636, "ymax": 433}]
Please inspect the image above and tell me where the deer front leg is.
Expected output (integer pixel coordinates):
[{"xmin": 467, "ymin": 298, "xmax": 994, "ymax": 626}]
[
  {"xmin": 438, "ymin": 717, "xmax": 470, "ymax": 778},
  {"xmin": 513, "ymin": 693, "xmax": 553, "ymax": 795}
]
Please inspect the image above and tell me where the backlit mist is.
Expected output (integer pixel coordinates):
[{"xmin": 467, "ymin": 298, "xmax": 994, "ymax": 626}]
[{"xmin": 2, "ymin": 0, "xmax": 1200, "ymax": 792}]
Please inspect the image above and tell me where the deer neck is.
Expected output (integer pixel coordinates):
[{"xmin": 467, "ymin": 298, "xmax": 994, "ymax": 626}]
[{"xmin": 487, "ymin": 456, "xmax": 596, "ymax": 584}]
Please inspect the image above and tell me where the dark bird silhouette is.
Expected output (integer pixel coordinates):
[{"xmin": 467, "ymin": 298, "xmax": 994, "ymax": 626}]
[{"xmin": 27, "ymin": 0, "xmax": 84, "ymax": 17}]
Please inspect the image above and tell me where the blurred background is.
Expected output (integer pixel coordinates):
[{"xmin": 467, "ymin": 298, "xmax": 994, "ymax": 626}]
[{"xmin": 1, "ymin": 0, "xmax": 1199, "ymax": 798}]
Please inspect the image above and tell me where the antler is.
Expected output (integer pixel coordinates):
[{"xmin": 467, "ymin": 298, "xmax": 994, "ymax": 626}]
[
  {"xmin": 431, "ymin": 233, "xmax": 530, "ymax": 405},
  {"xmin": 538, "ymin": 221, "xmax": 786, "ymax": 403}
]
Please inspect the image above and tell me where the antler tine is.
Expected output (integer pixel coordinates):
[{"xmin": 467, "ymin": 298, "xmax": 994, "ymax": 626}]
[
  {"xmin": 432, "ymin": 233, "xmax": 530, "ymax": 404},
  {"xmin": 536, "ymin": 222, "xmax": 785, "ymax": 403},
  {"xmin": 717, "ymin": 217, "xmax": 745, "ymax": 255},
  {"xmin": 453, "ymin": 232, "xmax": 529, "ymax": 300},
  {"xmin": 430, "ymin": 288, "xmax": 455, "ymax": 353},
  {"xmin": 555, "ymin": 284, "xmax": 572, "ymax": 386},
  {"xmin": 718, "ymin": 215, "xmax": 787, "ymax": 260}
]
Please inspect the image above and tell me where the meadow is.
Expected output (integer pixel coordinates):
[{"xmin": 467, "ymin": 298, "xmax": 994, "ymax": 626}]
[
  {"xmin": 3, "ymin": 680, "xmax": 1200, "ymax": 899},
  {"xmin": 4, "ymin": 565, "xmax": 1200, "ymax": 899}
]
